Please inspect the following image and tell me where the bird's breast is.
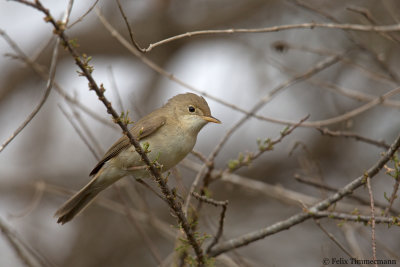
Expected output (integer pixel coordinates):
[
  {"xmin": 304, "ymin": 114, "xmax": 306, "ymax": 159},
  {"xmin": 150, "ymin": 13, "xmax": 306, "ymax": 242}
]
[{"xmin": 113, "ymin": 124, "xmax": 197, "ymax": 178}]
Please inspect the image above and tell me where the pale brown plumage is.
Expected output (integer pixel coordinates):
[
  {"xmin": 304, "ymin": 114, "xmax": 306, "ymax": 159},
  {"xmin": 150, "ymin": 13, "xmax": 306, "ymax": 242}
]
[{"xmin": 55, "ymin": 93, "xmax": 220, "ymax": 224}]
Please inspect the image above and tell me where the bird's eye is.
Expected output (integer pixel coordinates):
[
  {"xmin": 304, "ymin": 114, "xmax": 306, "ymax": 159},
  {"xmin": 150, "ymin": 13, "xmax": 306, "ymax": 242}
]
[{"xmin": 188, "ymin": 106, "xmax": 195, "ymax": 113}]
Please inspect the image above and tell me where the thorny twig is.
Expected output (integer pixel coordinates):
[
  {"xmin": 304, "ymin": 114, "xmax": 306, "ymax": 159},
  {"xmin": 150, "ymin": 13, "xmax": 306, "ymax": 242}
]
[{"xmin": 13, "ymin": 0, "xmax": 205, "ymax": 264}]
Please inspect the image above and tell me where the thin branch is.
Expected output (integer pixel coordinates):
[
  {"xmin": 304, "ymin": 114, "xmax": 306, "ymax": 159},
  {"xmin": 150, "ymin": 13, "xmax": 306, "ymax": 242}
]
[
  {"xmin": 366, "ymin": 177, "xmax": 377, "ymax": 266},
  {"xmin": 314, "ymin": 211, "xmax": 398, "ymax": 225},
  {"xmin": 313, "ymin": 219, "xmax": 354, "ymax": 258},
  {"xmin": 107, "ymin": 66, "xmax": 125, "ymax": 113},
  {"xmin": 0, "ymin": 31, "xmax": 58, "ymax": 153},
  {"xmin": 143, "ymin": 22, "xmax": 400, "ymax": 52},
  {"xmin": 346, "ymin": 5, "xmax": 400, "ymax": 45},
  {"xmin": 114, "ymin": 185, "xmax": 163, "ymax": 265},
  {"xmin": 95, "ymin": 11, "xmax": 400, "ymax": 129},
  {"xmin": 0, "ymin": 217, "xmax": 36, "ymax": 267},
  {"xmin": 67, "ymin": 0, "xmax": 99, "ymax": 28},
  {"xmin": 184, "ymin": 53, "xmax": 341, "ymax": 217},
  {"xmin": 294, "ymin": 174, "xmax": 398, "ymax": 214},
  {"xmin": 292, "ymin": 0, "xmax": 400, "ymax": 82},
  {"xmin": 226, "ymin": 115, "xmax": 309, "ymax": 173},
  {"xmin": 8, "ymin": 181, "xmax": 45, "ymax": 219},
  {"xmin": 14, "ymin": 1, "xmax": 205, "ymax": 264},
  {"xmin": 44, "ymin": 182, "xmax": 174, "ymax": 239},
  {"xmin": 58, "ymin": 104, "xmax": 100, "ymax": 161},
  {"xmin": 0, "ymin": 28, "xmax": 115, "ymax": 128},
  {"xmin": 317, "ymin": 128, "xmax": 390, "ymax": 149},
  {"xmin": 183, "ymin": 159, "xmax": 377, "ymax": 214},
  {"xmin": 208, "ymin": 131, "xmax": 400, "ymax": 257},
  {"xmin": 115, "ymin": 0, "xmax": 144, "ymax": 52},
  {"xmin": 383, "ymin": 156, "xmax": 400, "ymax": 216},
  {"xmin": 190, "ymin": 192, "xmax": 229, "ymax": 253},
  {"xmin": 67, "ymin": 101, "xmax": 104, "ymax": 157}
]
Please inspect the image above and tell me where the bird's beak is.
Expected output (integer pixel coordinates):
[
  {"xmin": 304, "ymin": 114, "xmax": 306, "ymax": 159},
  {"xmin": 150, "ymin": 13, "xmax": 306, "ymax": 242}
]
[{"xmin": 202, "ymin": 115, "xmax": 221, "ymax": 124}]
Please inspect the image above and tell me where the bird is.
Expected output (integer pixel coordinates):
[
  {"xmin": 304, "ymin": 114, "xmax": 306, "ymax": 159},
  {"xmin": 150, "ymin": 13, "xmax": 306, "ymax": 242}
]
[{"xmin": 54, "ymin": 93, "xmax": 220, "ymax": 224}]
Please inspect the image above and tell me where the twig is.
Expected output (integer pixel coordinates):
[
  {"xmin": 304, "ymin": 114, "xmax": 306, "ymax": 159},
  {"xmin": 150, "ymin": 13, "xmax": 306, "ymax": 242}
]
[
  {"xmin": 0, "ymin": 31, "xmax": 58, "ymax": 153},
  {"xmin": 226, "ymin": 115, "xmax": 309, "ymax": 173},
  {"xmin": 184, "ymin": 53, "xmax": 341, "ymax": 217},
  {"xmin": 317, "ymin": 127, "xmax": 390, "ymax": 149},
  {"xmin": 68, "ymin": 102, "xmax": 104, "ymax": 157},
  {"xmin": 191, "ymin": 192, "xmax": 228, "ymax": 207},
  {"xmin": 44, "ymin": 182, "xmax": 175, "ymax": 239},
  {"xmin": 95, "ymin": 11, "xmax": 400, "ymax": 129},
  {"xmin": 0, "ymin": 217, "xmax": 35, "ymax": 267},
  {"xmin": 0, "ymin": 216, "xmax": 56, "ymax": 267},
  {"xmin": 346, "ymin": 5, "xmax": 400, "ymax": 45},
  {"xmin": 294, "ymin": 174, "xmax": 398, "ymax": 214},
  {"xmin": 208, "ymin": 131, "xmax": 400, "ymax": 257},
  {"xmin": 143, "ymin": 22, "xmax": 400, "ymax": 52},
  {"xmin": 190, "ymin": 150, "xmax": 209, "ymax": 165},
  {"xmin": 58, "ymin": 104, "xmax": 100, "ymax": 161},
  {"xmin": 14, "ymin": 1, "xmax": 205, "ymax": 264},
  {"xmin": 0, "ymin": 28, "xmax": 115, "ymax": 128},
  {"xmin": 183, "ymin": 159, "xmax": 376, "ymax": 214},
  {"xmin": 115, "ymin": 0, "xmax": 144, "ymax": 52},
  {"xmin": 366, "ymin": 177, "xmax": 377, "ymax": 266},
  {"xmin": 342, "ymin": 224, "xmax": 366, "ymax": 265},
  {"xmin": 314, "ymin": 211, "xmax": 398, "ymax": 225},
  {"xmin": 383, "ymin": 155, "xmax": 400, "ymax": 216},
  {"xmin": 190, "ymin": 192, "xmax": 229, "ymax": 253},
  {"xmin": 114, "ymin": 185, "xmax": 163, "ymax": 265},
  {"xmin": 292, "ymin": 0, "xmax": 400, "ymax": 82},
  {"xmin": 67, "ymin": 0, "xmax": 99, "ymax": 28},
  {"xmin": 107, "ymin": 66, "xmax": 125, "ymax": 113},
  {"xmin": 8, "ymin": 181, "xmax": 45, "ymax": 219},
  {"xmin": 313, "ymin": 219, "xmax": 354, "ymax": 258}
]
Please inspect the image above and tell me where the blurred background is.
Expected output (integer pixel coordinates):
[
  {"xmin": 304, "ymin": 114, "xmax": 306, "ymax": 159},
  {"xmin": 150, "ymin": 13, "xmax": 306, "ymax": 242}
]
[{"xmin": 1, "ymin": 0, "xmax": 400, "ymax": 266}]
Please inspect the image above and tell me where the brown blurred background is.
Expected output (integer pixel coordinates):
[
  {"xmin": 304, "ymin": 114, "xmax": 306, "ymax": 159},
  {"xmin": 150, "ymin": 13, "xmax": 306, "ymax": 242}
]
[{"xmin": 1, "ymin": 0, "xmax": 400, "ymax": 266}]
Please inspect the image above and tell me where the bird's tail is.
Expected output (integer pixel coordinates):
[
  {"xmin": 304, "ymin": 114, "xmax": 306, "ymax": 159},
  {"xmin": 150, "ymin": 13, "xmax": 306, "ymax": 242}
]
[{"xmin": 54, "ymin": 172, "xmax": 105, "ymax": 224}]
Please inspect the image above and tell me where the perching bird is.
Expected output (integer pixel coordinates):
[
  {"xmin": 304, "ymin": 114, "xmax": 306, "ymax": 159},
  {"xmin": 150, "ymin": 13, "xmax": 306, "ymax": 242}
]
[{"xmin": 55, "ymin": 93, "xmax": 220, "ymax": 224}]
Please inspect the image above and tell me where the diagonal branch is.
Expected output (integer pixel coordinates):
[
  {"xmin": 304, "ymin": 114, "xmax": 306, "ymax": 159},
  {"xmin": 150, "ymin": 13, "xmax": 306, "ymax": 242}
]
[
  {"xmin": 13, "ymin": 0, "xmax": 205, "ymax": 264},
  {"xmin": 208, "ymin": 131, "xmax": 400, "ymax": 257},
  {"xmin": 0, "ymin": 30, "xmax": 58, "ymax": 153}
]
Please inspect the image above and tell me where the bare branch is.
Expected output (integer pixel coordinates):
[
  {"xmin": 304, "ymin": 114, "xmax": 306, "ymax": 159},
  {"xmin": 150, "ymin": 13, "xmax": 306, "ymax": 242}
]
[
  {"xmin": 58, "ymin": 104, "xmax": 100, "ymax": 161},
  {"xmin": 317, "ymin": 128, "xmax": 390, "ymax": 149},
  {"xmin": 208, "ymin": 131, "xmax": 400, "ymax": 257},
  {"xmin": 143, "ymin": 22, "xmax": 400, "ymax": 52},
  {"xmin": 0, "ymin": 30, "xmax": 58, "ymax": 153},
  {"xmin": 314, "ymin": 211, "xmax": 398, "ymax": 225},
  {"xmin": 67, "ymin": 0, "xmax": 99, "ymax": 28},
  {"xmin": 115, "ymin": 0, "xmax": 144, "ymax": 52},
  {"xmin": 13, "ymin": 0, "xmax": 205, "ymax": 264},
  {"xmin": 313, "ymin": 219, "xmax": 354, "ymax": 258},
  {"xmin": 191, "ymin": 192, "xmax": 229, "ymax": 253}
]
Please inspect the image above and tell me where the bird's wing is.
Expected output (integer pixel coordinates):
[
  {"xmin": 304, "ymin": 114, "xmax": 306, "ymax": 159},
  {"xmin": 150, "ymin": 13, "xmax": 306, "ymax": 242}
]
[{"xmin": 89, "ymin": 115, "xmax": 166, "ymax": 176}]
